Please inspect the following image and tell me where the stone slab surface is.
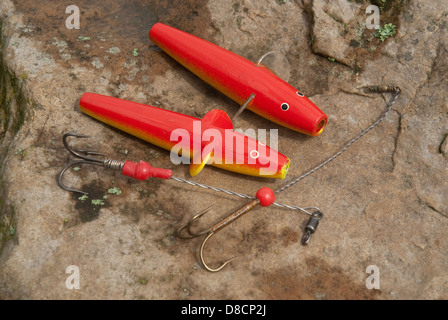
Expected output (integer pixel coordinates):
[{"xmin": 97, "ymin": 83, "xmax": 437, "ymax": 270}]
[{"xmin": 0, "ymin": 0, "xmax": 447, "ymax": 299}]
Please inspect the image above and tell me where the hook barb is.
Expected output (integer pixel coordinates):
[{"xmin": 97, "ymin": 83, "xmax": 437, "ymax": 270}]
[
  {"xmin": 57, "ymin": 159, "xmax": 102, "ymax": 195},
  {"xmin": 62, "ymin": 132, "xmax": 105, "ymax": 163},
  {"xmin": 57, "ymin": 132, "xmax": 109, "ymax": 195},
  {"xmin": 175, "ymin": 205, "xmax": 215, "ymax": 239}
]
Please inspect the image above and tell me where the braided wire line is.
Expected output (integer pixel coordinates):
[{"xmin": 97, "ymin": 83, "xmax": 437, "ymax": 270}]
[
  {"xmin": 275, "ymin": 88, "xmax": 401, "ymax": 194},
  {"xmin": 170, "ymin": 176, "xmax": 317, "ymax": 215},
  {"xmin": 170, "ymin": 88, "xmax": 401, "ymax": 216}
]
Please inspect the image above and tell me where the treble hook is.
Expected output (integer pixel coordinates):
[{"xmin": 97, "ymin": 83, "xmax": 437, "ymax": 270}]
[
  {"xmin": 57, "ymin": 132, "xmax": 172, "ymax": 195},
  {"xmin": 175, "ymin": 188, "xmax": 275, "ymax": 272},
  {"xmin": 57, "ymin": 132, "xmax": 114, "ymax": 194}
]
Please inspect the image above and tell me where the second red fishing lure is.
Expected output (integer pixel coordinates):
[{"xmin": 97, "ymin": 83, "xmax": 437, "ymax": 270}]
[
  {"xmin": 149, "ymin": 23, "xmax": 328, "ymax": 136},
  {"xmin": 79, "ymin": 93, "xmax": 290, "ymax": 179}
]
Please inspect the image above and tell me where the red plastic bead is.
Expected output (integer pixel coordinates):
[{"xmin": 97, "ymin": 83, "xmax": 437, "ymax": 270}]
[
  {"xmin": 256, "ymin": 187, "xmax": 275, "ymax": 207},
  {"xmin": 122, "ymin": 160, "xmax": 172, "ymax": 180}
]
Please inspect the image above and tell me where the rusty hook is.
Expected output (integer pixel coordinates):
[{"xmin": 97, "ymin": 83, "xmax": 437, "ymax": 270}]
[{"xmin": 175, "ymin": 188, "xmax": 275, "ymax": 272}]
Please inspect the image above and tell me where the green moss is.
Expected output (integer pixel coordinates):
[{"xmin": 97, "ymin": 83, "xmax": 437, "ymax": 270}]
[
  {"xmin": 78, "ymin": 194, "xmax": 89, "ymax": 201},
  {"xmin": 14, "ymin": 148, "xmax": 26, "ymax": 158},
  {"xmin": 375, "ymin": 23, "xmax": 397, "ymax": 41},
  {"xmin": 0, "ymin": 204, "xmax": 16, "ymax": 254},
  {"xmin": 91, "ymin": 199, "xmax": 105, "ymax": 206},
  {"xmin": 0, "ymin": 20, "xmax": 30, "ymax": 146},
  {"xmin": 108, "ymin": 187, "xmax": 122, "ymax": 195},
  {"xmin": 0, "ymin": 18, "xmax": 31, "ymax": 255}
]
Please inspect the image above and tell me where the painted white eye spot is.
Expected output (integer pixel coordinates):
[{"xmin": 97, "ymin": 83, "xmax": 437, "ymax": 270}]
[
  {"xmin": 296, "ymin": 91, "xmax": 304, "ymax": 97},
  {"xmin": 250, "ymin": 150, "xmax": 259, "ymax": 159},
  {"xmin": 281, "ymin": 103, "xmax": 289, "ymax": 111}
]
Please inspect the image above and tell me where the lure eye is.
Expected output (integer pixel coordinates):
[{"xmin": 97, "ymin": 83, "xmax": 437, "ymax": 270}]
[
  {"xmin": 250, "ymin": 150, "xmax": 259, "ymax": 159},
  {"xmin": 281, "ymin": 103, "xmax": 289, "ymax": 111},
  {"xmin": 296, "ymin": 91, "xmax": 304, "ymax": 97}
]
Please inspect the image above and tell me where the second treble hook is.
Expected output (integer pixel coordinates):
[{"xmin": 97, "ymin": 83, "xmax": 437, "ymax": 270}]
[{"xmin": 176, "ymin": 187, "xmax": 276, "ymax": 272}]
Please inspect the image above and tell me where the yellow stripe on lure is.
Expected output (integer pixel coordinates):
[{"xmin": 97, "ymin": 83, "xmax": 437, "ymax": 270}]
[
  {"xmin": 79, "ymin": 93, "xmax": 290, "ymax": 179},
  {"xmin": 149, "ymin": 23, "xmax": 328, "ymax": 136}
]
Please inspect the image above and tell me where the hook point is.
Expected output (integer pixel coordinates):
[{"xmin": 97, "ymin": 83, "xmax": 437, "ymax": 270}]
[
  {"xmin": 200, "ymin": 232, "xmax": 236, "ymax": 272},
  {"xmin": 175, "ymin": 205, "xmax": 215, "ymax": 239}
]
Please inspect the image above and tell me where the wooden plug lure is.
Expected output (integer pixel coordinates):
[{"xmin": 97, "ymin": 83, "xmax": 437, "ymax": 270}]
[
  {"xmin": 149, "ymin": 23, "xmax": 328, "ymax": 136},
  {"xmin": 79, "ymin": 93, "xmax": 290, "ymax": 179}
]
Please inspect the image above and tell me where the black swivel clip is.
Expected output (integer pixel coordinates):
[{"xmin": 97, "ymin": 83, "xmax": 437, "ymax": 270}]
[{"xmin": 302, "ymin": 210, "xmax": 323, "ymax": 245}]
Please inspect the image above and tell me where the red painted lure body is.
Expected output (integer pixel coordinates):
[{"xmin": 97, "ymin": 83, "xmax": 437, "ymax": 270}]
[
  {"xmin": 79, "ymin": 93, "xmax": 290, "ymax": 179},
  {"xmin": 149, "ymin": 23, "xmax": 328, "ymax": 136}
]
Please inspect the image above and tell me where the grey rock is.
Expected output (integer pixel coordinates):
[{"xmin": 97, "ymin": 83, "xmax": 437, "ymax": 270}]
[{"xmin": 0, "ymin": 0, "xmax": 447, "ymax": 299}]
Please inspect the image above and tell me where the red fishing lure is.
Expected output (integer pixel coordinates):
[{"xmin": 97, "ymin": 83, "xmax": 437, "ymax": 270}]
[
  {"xmin": 79, "ymin": 93, "xmax": 290, "ymax": 179},
  {"xmin": 149, "ymin": 23, "xmax": 328, "ymax": 136}
]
